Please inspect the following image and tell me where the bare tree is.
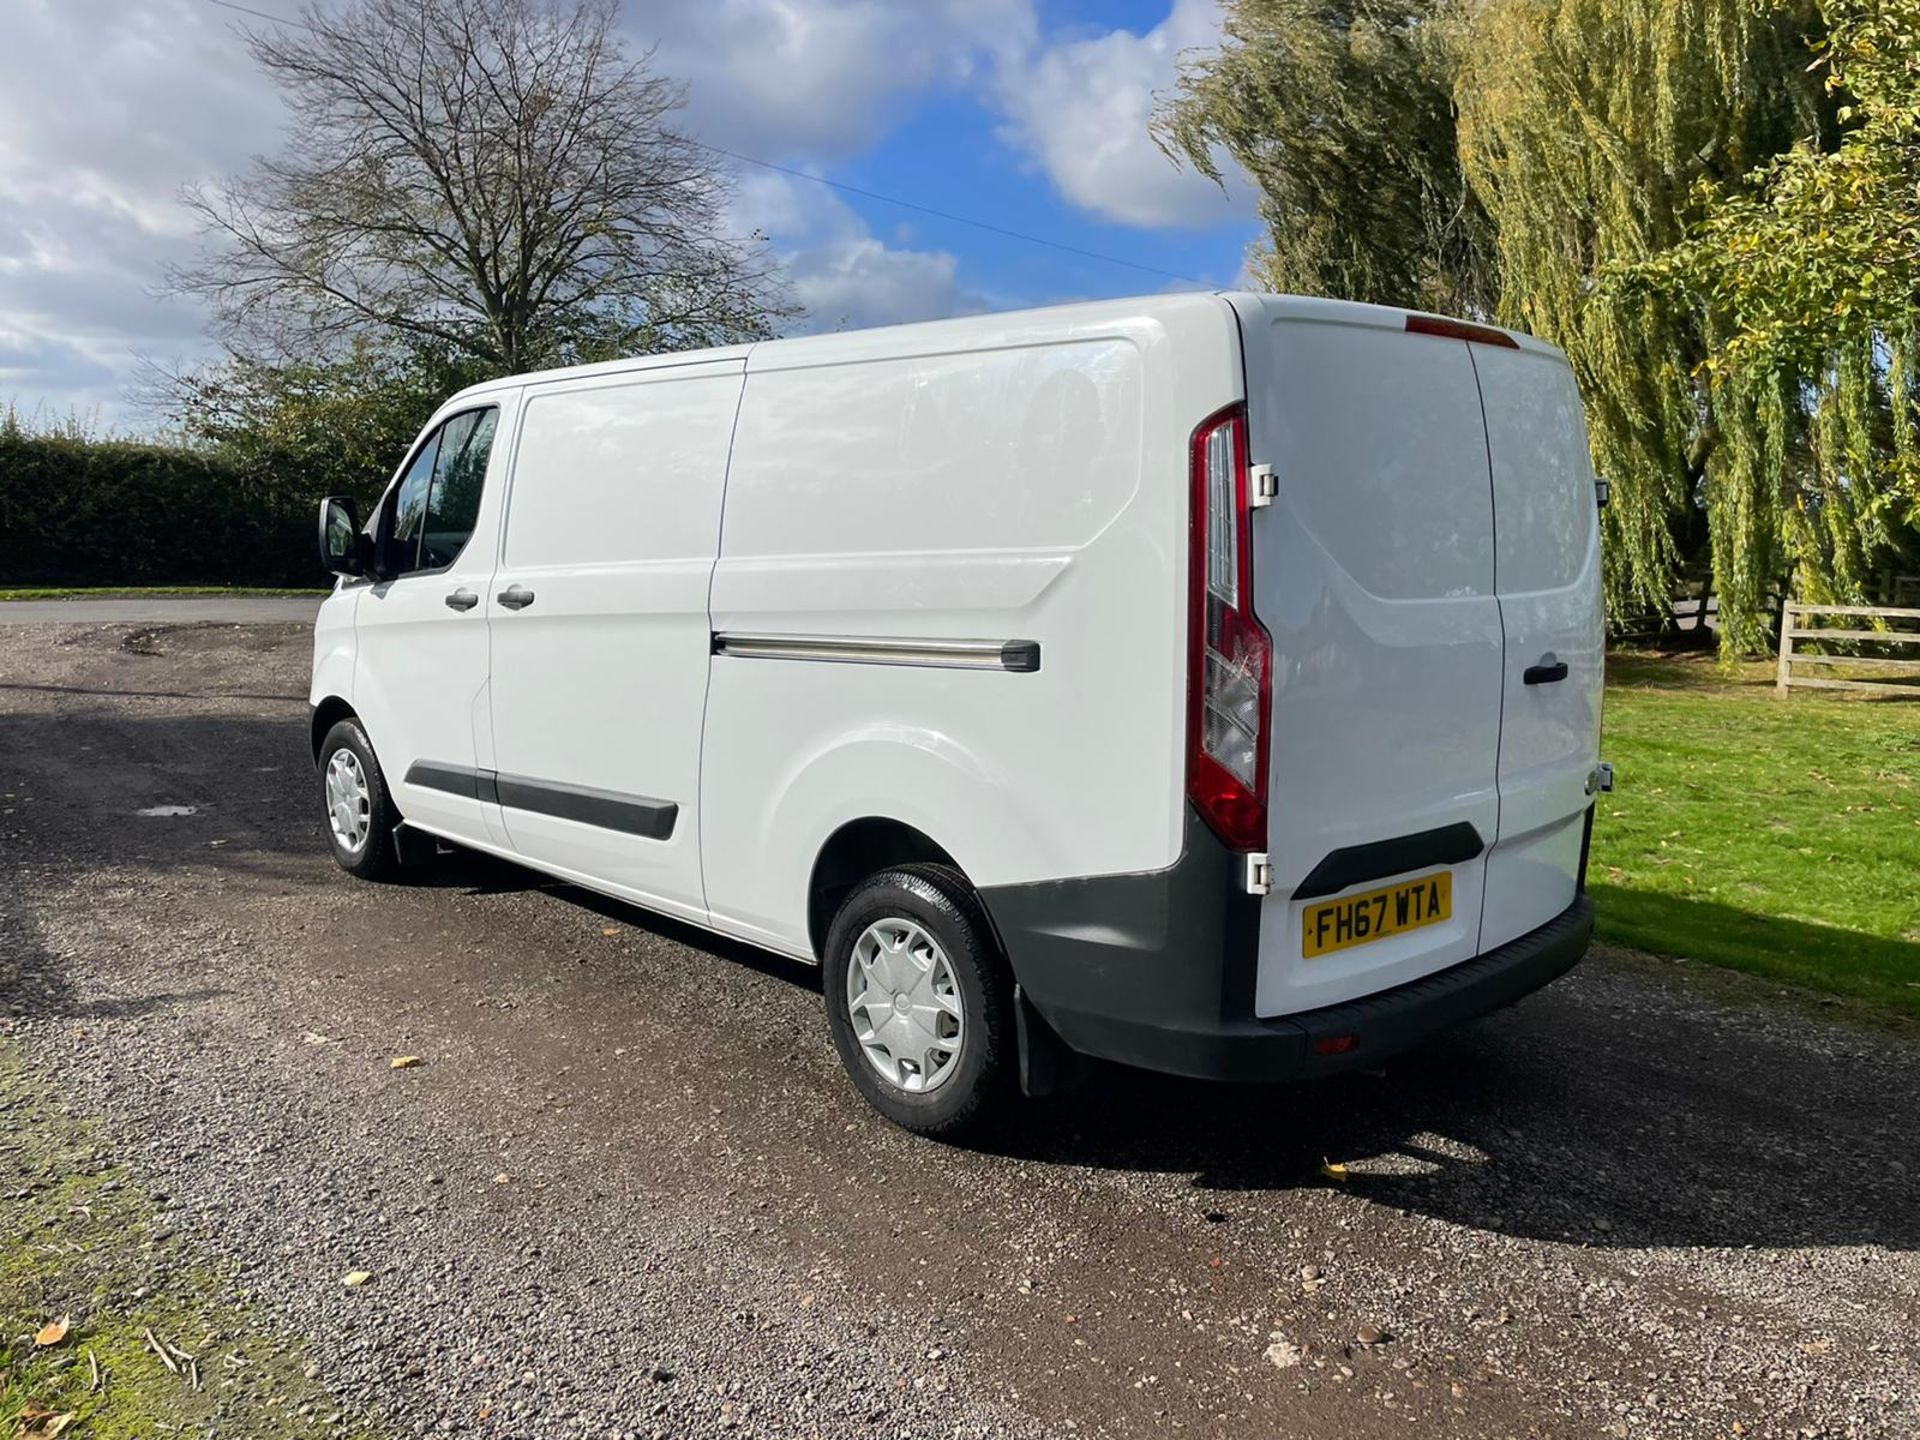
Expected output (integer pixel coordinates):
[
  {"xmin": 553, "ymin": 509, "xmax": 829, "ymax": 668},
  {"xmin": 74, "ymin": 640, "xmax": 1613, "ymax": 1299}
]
[{"xmin": 176, "ymin": 0, "xmax": 792, "ymax": 373}]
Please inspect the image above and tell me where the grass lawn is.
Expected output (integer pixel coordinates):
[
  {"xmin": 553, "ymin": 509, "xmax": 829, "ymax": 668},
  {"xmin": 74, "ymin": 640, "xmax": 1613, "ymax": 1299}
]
[
  {"xmin": 1592, "ymin": 649, "xmax": 1920, "ymax": 1017},
  {"xmin": 0, "ymin": 585, "xmax": 328, "ymax": 601}
]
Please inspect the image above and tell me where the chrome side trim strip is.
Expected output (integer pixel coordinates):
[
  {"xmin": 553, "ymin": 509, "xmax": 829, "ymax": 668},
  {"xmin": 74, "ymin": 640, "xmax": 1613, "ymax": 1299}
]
[{"xmin": 712, "ymin": 633, "xmax": 1041, "ymax": 673}]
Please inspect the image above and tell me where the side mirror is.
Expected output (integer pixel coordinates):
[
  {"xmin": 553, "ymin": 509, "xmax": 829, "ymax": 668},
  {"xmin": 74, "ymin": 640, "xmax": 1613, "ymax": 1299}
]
[{"xmin": 318, "ymin": 496, "xmax": 366, "ymax": 577}]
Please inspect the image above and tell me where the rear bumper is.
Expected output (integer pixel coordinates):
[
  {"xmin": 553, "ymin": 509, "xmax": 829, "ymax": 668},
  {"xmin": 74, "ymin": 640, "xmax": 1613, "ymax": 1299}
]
[{"xmin": 980, "ymin": 810, "xmax": 1592, "ymax": 1084}]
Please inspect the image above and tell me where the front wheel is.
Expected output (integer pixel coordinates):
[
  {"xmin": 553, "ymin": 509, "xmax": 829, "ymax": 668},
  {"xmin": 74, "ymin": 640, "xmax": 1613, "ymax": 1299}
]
[
  {"xmin": 317, "ymin": 717, "xmax": 400, "ymax": 880},
  {"xmin": 822, "ymin": 864, "xmax": 1015, "ymax": 1138}
]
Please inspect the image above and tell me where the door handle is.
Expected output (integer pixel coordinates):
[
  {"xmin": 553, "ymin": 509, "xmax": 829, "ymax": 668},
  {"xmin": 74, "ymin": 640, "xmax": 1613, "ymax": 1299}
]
[
  {"xmin": 444, "ymin": 588, "xmax": 479, "ymax": 612},
  {"xmin": 496, "ymin": 585, "xmax": 535, "ymax": 611},
  {"xmin": 1524, "ymin": 657, "xmax": 1569, "ymax": 685}
]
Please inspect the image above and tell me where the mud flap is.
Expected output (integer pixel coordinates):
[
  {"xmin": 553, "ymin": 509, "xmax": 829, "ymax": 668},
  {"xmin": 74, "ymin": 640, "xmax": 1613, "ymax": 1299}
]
[
  {"xmin": 1015, "ymin": 984, "xmax": 1092, "ymax": 1098},
  {"xmin": 392, "ymin": 821, "xmax": 439, "ymax": 868}
]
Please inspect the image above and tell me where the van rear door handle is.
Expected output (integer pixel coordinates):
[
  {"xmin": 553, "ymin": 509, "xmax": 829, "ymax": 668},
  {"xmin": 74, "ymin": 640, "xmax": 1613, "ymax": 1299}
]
[
  {"xmin": 496, "ymin": 585, "xmax": 535, "ymax": 611},
  {"xmin": 1524, "ymin": 658, "xmax": 1569, "ymax": 685},
  {"xmin": 444, "ymin": 588, "xmax": 479, "ymax": 612}
]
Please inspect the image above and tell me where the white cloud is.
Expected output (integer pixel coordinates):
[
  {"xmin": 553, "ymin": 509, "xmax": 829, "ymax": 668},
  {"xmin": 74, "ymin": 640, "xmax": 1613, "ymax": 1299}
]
[
  {"xmin": 0, "ymin": 0, "xmax": 1015, "ymax": 415},
  {"xmin": 0, "ymin": 0, "xmax": 1249, "ymax": 418},
  {"xmin": 992, "ymin": 0, "xmax": 1252, "ymax": 230},
  {"xmin": 0, "ymin": 0, "xmax": 284, "ymax": 418},
  {"xmin": 729, "ymin": 171, "xmax": 985, "ymax": 334},
  {"xmin": 631, "ymin": 0, "xmax": 1034, "ymax": 157}
]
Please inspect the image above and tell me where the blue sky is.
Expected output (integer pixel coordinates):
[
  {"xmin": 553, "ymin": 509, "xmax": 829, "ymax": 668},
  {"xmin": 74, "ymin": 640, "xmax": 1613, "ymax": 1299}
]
[{"xmin": 0, "ymin": 0, "xmax": 1261, "ymax": 423}]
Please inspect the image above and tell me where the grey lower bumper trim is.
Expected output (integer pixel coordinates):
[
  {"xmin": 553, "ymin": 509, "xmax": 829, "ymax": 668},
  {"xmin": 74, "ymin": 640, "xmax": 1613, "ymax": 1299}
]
[{"xmin": 981, "ymin": 810, "xmax": 1592, "ymax": 1084}]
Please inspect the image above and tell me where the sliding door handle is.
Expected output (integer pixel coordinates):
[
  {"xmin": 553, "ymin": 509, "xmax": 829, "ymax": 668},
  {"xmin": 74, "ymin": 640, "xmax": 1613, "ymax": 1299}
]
[
  {"xmin": 1523, "ymin": 658, "xmax": 1569, "ymax": 685},
  {"xmin": 444, "ymin": 588, "xmax": 479, "ymax": 612},
  {"xmin": 496, "ymin": 585, "xmax": 535, "ymax": 611}
]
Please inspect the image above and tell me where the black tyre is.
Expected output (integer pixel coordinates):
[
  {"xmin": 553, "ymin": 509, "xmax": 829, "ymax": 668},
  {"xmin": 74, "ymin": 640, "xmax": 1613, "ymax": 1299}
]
[
  {"xmin": 822, "ymin": 863, "xmax": 1015, "ymax": 1138},
  {"xmin": 316, "ymin": 716, "xmax": 401, "ymax": 880}
]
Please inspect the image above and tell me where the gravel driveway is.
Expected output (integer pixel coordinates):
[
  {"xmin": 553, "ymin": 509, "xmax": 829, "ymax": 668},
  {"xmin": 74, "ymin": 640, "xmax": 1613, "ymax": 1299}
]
[
  {"xmin": 0, "ymin": 596, "xmax": 324, "ymax": 626},
  {"xmin": 1, "ymin": 620, "xmax": 1913, "ymax": 1439}
]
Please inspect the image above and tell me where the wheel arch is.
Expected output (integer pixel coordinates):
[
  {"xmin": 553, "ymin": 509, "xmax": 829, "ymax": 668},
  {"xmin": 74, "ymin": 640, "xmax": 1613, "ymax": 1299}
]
[
  {"xmin": 806, "ymin": 816, "xmax": 967, "ymax": 961},
  {"xmin": 310, "ymin": 695, "xmax": 358, "ymax": 763}
]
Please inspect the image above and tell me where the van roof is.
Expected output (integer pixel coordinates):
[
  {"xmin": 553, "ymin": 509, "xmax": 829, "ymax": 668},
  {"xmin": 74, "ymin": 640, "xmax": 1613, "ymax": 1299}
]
[{"xmin": 442, "ymin": 290, "xmax": 1559, "ymax": 405}]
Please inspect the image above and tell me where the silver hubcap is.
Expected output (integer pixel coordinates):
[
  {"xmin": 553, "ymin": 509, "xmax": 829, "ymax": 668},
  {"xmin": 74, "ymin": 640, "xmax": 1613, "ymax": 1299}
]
[
  {"xmin": 846, "ymin": 918, "xmax": 964, "ymax": 1094},
  {"xmin": 324, "ymin": 747, "xmax": 372, "ymax": 854}
]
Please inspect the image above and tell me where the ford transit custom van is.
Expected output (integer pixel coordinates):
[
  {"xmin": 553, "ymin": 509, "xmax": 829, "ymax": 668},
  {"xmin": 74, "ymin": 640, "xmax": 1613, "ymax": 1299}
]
[{"xmin": 311, "ymin": 292, "xmax": 1608, "ymax": 1136}]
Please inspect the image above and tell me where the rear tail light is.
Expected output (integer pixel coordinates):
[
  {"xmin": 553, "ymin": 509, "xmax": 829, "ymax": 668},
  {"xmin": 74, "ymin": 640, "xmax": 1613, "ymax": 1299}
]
[{"xmin": 1187, "ymin": 404, "xmax": 1272, "ymax": 852}]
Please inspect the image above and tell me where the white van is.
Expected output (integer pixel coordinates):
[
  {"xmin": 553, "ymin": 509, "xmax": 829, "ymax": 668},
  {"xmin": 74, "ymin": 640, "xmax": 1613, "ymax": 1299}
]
[{"xmin": 311, "ymin": 292, "xmax": 1607, "ymax": 1136}]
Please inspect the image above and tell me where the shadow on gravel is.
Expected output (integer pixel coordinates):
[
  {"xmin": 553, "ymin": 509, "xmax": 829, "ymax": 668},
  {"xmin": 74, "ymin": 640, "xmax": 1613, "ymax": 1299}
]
[
  {"xmin": 0, "ymin": 680, "xmax": 305, "ymax": 703},
  {"xmin": 6, "ymin": 693, "xmax": 1912, "ymax": 1260},
  {"xmin": 0, "ymin": 706, "xmax": 315, "ymax": 1025},
  {"xmin": 0, "ymin": 867, "xmax": 234, "ymax": 1028},
  {"xmin": 360, "ymin": 837, "xmax": 1920, "ymax": 1256},
  {"xmin": 977, "ymin": 995, "xmax": 1920, "ymax": 1253},
  {"xmin": 419, "ymin": 846, "xmax": 825, "ymax": 994}
]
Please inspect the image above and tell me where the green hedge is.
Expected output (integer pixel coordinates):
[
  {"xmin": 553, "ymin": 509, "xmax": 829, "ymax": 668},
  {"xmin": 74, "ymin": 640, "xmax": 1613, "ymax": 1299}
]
[{"xmin": 0, "ymin": 431, "xmax": 317, "ymax": 588}]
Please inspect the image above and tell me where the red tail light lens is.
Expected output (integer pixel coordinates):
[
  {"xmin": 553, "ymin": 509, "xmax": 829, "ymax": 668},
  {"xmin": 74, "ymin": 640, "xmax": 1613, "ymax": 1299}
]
[{"xmin": 1187, "ymin": 404, "xmax": 1272, "ymax": 852}]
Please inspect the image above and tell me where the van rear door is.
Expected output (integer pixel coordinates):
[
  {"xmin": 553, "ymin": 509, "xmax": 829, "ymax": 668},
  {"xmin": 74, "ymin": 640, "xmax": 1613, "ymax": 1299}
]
[
  {"xmin": 1470, "ymin": 341, "xmax": 1604, "ymax": 951},
  {"xmin": 1229, "ymin": 298, "xmax": 1506, "ymax": 1018}
]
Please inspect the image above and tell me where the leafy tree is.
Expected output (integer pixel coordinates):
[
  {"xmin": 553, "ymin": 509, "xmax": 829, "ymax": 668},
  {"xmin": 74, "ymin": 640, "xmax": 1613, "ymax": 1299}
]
[
  {"xmin": 153, "ymin": 337, "xmax": 489, "ymax": 513},
  {"xmin": 1156, "ymin": 0, "xmax": 1496, "ymax": 317},
  {"xmin": 1455, "ymin": 0, "xmax": 1832, "ymax": 653},
  {"xmin": 1158, "ymin": 0, "xmax": 1911, "ymax": 656},
  {"xmin": 174, "ymin": 0, "xmax": 792, "ymax": 375},
  {"xmin": 1644, "ymin": 0, "xmax": 1920, "ymax": 629}
]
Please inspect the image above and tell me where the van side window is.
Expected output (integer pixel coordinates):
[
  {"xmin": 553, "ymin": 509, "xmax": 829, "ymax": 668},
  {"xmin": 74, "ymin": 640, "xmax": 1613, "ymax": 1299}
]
[
  {"xmin": 423, "ymin": 408, "xmax": 498, "ymax": 569},
  {"xmin": 383, "ymin": 430, "xmax": 440, "ymax": 577},
  {"xmin": 377, "ymin": 406, "xmax": 499, "ymax": 577}
]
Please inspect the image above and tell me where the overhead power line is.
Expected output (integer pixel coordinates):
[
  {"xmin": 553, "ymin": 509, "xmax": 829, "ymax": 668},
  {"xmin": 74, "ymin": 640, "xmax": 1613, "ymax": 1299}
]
[
  {"xmin": 685, "ymin": 142, "xmax": 1202, "ymax": 285},
  {"xmin": 197, "ymin": 0, "xmax": 1207, "ymax": 287}
]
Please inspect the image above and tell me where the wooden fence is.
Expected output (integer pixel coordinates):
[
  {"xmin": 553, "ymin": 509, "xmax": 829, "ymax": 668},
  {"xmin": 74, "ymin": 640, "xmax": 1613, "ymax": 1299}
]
[{"xmin": 1775, "ymin": 602, "xmax": 1920, "ymax": 698}]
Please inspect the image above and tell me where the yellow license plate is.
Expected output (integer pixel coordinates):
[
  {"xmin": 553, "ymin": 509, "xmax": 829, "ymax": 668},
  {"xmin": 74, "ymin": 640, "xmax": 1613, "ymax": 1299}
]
[{"xmin": 1302, "ymin": 872, "xmax": 1452, "ymax": 958}]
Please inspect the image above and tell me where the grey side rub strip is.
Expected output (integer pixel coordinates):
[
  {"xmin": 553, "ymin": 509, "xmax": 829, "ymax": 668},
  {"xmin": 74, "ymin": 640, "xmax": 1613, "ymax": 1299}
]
[
  {"xmin": 404, "ymin": 763, "xmax": 677, "ymax": 841},
  {"xmin": 712, "ymin": 632, "xmax": 1041, "ymax": 673}
]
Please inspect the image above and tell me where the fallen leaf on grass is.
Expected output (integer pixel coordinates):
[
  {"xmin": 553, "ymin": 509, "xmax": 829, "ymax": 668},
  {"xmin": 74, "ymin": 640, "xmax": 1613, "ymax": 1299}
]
[
  {"xmin": 17, "ymin": 1406, "xmax": 77, "ymax": 1439},
  {"xmin": 342, "ymin": 1271, "xmax": 372, "ymax": 1288},
  {"xmin": 389, "ymin": 1056, "xmax": 423, "ymax": 1070},
  {"xmin": 33, "ymin": 1317, "xmax": 69, "ymax": 1347},
  {"xmin": 1319, "ymin": 1159, "xmax": 1350, "ymax": 1181}
]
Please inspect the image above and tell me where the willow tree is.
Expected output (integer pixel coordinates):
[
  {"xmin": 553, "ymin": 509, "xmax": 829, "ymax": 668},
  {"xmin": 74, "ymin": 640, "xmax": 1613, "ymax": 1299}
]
[
  {"xmin": 1647, "ymin": 0, "xmax": 1920, "ymax": 632},
  {"xmin": 1156, "ymin": 0, "xmax": 1497, "ymax": 316},
  {"xmin": 1159, "ymin": 0, "xmax": 1852, "ymax": 654},
  {"xmin": 1453, "ymin": 0, "xmax": 1827, "ymax": 652}
]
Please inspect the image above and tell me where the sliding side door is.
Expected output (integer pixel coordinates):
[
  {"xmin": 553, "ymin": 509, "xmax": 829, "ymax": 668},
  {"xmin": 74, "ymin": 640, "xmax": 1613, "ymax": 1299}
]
[{"xmin": 485, "ymin": 360, "xmax": 745, "ymax": 925}]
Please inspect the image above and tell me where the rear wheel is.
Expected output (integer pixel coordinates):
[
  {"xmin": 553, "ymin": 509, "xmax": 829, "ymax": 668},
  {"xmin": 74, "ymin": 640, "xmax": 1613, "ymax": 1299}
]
[
  {"xmin": 318, "ymin": 717, "xmax": 400, "ymax": 880},
  {"xmin": 822, "ymin": 864, "xmax": 1015, "ymax": 1138}
]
